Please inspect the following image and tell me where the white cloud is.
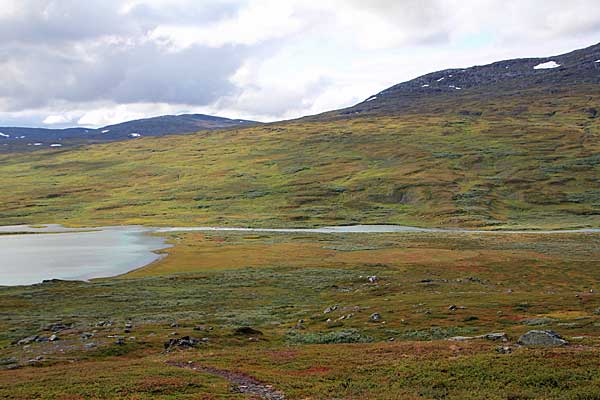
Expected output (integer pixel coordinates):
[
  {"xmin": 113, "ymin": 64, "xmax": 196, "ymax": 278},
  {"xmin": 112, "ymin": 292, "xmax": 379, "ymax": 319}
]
[
  {"xmin": 1, "ymin": 0, "xmax": 600, "ymax": 127},
  {"xmin": 43, "ymin": 114, "xmax": 73, "ymax": 125},
  {"xmin": 148, "ymin": 0, "xmax": 307, "ymax": 50}
]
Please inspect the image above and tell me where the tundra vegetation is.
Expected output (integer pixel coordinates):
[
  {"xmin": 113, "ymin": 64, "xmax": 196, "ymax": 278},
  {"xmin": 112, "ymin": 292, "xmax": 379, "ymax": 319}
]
[
  {"xmin": 1, "ymin": 45, "xmax": 599, "ymax": 399},
  {"xmin": 1, "ymin": 231, "xmax": 600, "ymax": 399}
]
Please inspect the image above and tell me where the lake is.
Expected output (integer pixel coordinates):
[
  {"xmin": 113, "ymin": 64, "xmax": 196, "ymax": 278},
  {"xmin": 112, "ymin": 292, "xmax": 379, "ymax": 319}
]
[
  {"xmin": 0, "ymin": 226, "xmax": 168, "ymax": 286},
  {"xmin": 1, "ymin": 224, "xmax": 598, "ymax": 286}
]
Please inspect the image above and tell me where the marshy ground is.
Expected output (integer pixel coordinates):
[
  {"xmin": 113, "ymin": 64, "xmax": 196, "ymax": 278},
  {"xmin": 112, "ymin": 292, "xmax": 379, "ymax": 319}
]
[{"xmin": 1, "ymin": 231, "xmax": 600, "ymax": 399}]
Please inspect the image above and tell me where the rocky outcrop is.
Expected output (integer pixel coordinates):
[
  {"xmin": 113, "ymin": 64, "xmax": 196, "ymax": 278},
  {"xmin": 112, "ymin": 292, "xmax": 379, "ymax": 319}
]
[{"xmin": 518, "ymin": 330, "xmax": 568, "ymax": 347}]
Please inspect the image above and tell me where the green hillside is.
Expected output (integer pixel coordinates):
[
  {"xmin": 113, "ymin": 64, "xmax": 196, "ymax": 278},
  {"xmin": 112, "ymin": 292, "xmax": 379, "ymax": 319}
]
[{"xmin": 0, "ymin": 84, "xmax": 598, "ymax": 229}]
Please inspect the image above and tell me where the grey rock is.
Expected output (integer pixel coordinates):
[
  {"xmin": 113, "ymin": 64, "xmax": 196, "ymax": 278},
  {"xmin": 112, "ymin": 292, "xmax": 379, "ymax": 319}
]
[
  {"xmin": 48, "ymin": 334, "xmax": 59, "ymax": 342},
  {"xmin": 448, "ymin": 332, "xmax": 507, "ymax": 342},
  {"xmin": 44, "ymin": 322, "xmax": 72, "ymax": 332},
  {"xmin": 234, "ymin": 327, "xmax": 263, "ymax": 336},
  {"xmin": 523, "ymin": 317, "xmax": 556, "ymax": 326},
  {"xmin": 369, "ymin": 313, "xmax": 382, "ymax": 322},
  {"xmin": 164, "ymin": 336, "xmax": 202, "ymax": 351},
  {"xmin": 0, "ymin": 357, "xmax": 17, "ymax": 366},
  {"xmin": 517, "ymin": 330, "xmax": 568, "ymax": 347},
  {"xmin": 496, "ymin": 346, "xmax": 512, "ymax": 354},
  {"xmin": 17, "ymin": 335, "xmax": 38, "ymax": 345},
  {"xmin": 324, "ymin": 305, "xmax": 338, "ymax": 314}
]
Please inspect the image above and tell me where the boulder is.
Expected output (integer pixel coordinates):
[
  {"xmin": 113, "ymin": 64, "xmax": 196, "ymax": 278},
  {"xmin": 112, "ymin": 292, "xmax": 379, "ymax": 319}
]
[
  {"xmin": 17, "ymin": 335, "xmax": 38, "ymax": 345},
  {"xmin": 164, "ymin": 336, "xmax": 204, "ymax": 351},
  {"xmin": 234, "ymin": 327, "xmax": 263, "ymax": 336},
  {"xmin": 522, "ymin": 317, "xmax": 556, "ymax": 326},
  {"xmin": 496, "ymin": 346, "xmax": 512, "ymax": 354},
  {"xmin": 518, "ymin": 330, "xmax": 568, "ymax": 347},
  {"xmin": 369, "ymin": 313, "xmax": 382, "ymax": 322},
  {"xmin": 324, "ymin": 305, "xmax": 338, "ymax": 314}
]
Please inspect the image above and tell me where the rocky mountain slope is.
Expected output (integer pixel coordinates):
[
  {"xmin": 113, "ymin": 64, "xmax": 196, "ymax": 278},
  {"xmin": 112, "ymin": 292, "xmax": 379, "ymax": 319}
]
[
  {"xmin": 322, "ymin": 42, "xmax": 600, "ymax": 117},
  {"xmin": 0, "ymin": 114, "xmax": 257, "ymax": 152}
]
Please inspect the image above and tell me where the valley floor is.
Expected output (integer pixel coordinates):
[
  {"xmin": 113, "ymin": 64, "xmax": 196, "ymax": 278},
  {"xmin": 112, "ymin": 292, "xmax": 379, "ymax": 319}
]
[{"xmin": 1, "ymin": 231, "xmax": 600, "ymax": 399}]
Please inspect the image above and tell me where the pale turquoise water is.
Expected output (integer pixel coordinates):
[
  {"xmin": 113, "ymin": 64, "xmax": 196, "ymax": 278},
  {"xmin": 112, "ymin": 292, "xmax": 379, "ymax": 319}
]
[
  {"xmin": 0, "ymin": 227, "xmax": 168, "ymax": 286},
  {"xmin": 1, "ymin": 224, "xmax": 598, "ymax": 286}
]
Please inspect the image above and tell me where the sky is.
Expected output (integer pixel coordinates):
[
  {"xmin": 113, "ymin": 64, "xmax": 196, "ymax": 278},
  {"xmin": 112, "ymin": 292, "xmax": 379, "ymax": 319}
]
[{"xmin": 1, "ymin": 0, "xmax": 600, "ymax": 128}]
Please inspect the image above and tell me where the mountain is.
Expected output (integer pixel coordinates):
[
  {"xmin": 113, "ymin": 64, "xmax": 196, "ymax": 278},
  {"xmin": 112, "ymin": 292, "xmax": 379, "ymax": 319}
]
[
  {"xmin": 326, "ymin": 42, "xmax": 600, "ymax": 117},
  {"xmin": 0, "ymin": 43, "xmax": 598, "ymax": 229},
  {"xmin": 0, "ymin": 114, "xmax": 257, "ymax": 152}
]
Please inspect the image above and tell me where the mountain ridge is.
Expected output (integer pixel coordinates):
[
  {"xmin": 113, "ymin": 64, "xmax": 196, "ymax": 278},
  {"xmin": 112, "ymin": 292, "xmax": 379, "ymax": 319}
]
[{"xmin": 0, "ymin": 113, "xmax": 258, "ymax": 152}]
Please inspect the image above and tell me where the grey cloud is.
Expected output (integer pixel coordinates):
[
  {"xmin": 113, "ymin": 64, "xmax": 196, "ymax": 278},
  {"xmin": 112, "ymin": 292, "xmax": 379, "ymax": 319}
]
[{"xmin": 0, "ymin": 0, "xmax": 250, "ymax": 111}]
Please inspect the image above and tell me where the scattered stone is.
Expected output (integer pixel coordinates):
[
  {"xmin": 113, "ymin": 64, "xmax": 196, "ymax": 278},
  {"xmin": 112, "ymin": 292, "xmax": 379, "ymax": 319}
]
[
  {"xmin": 164, "ymin": 336, "xmax": 202, "ymax": 351},
  {"xmin": 114, "ymin": 338, "xmax": 125, "ymax": 345},
  {"xmin": 483, "ymin": 333, "xmax": 508, "ymax": 341},
  {"xmin": 324, "ymin": 305, "xmax": 338, "ymax": 314},
  {"xmin": 496, "ymin": 346, "xmax": 512, "ymax": 354},
  {"xmin": 96, "ymin": 320, "xmax": 113, "ymax": 327},
  {"xmin": 170, "ymin": 322, "xmax": 179, "ymax": 328},
  {"xmin": 369, "ymin": 313, "xmax": 382, "ymax": 322},
  {"xmin": 48, "ymin": 334, "xmax": 59, "ymax": 342},
  {"xmin": 44, "ymin": 322, "xmax": 72, "ymax": 332},
  {"xmin": 193, "ymin": 325, "xmax": 213, "ymax": 331},
  {"xmin": 80, "ymin": 332, "xmax": 94, "ymax": 340},
  {"xmin": 522, "ymin": 317, "xmax": 556, "ymax": 326},
  {"xmin": 367, "ymin": 276, "xmax": 378, "ymax": 283},
  {"xmin": 234, "ymin": 327, "xmax": 263, "ymax": 336},
  {"xmin": 125, "ymin": 322, "xmax": 133, "ymax": 329},
  {"xmin": 293, "ymin": 320, "xmax": 305, "ymax": 330},
  {"xmin": 448, "ymin": 332, "xmax": 508, "ymax": 342},
  {"xmin": 517, "ymin": 330, "xmax": 568, "ymax": 347},
  {"xmin": 0, "ymin": 357, "xmax": 17, "ymax": 366},
  {"xmin": 84, "ymin": 343, "xmax": 97, "ymax": 349},
  {"xmin": 27, "ymin": 356, "xmax": 44, "ymax": 364},
  {"xmin": 17, "ymin": 335, "xmax": 39, "ymax": 345}
]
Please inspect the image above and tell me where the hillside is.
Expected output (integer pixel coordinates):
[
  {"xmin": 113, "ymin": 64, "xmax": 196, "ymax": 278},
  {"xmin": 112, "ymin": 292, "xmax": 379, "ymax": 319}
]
[
  {"xmin": 0, "ymin": 114, "xmax": 257, "ymax": 153},
  {"xmin": 325, "ymin": 41, "xmax": 600, "ymax": 117},
  {"xmin": 0, "ymin": 44, "xmax": 598, "ymax": 229}
]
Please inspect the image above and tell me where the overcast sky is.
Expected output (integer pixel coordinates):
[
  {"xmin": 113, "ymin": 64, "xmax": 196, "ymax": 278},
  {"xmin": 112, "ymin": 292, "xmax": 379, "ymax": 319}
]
[{"xmin": 1, "ymin": 0, "xmax": 600, "ymax": 128}]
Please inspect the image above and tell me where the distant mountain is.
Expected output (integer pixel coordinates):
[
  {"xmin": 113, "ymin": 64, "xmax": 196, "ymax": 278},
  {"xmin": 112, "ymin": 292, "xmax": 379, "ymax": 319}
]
[
  {"xmin": 0, "ymin": 114, "xmax": 258, "ymax": 152},
  {"xmin": 322, "ymin": 42, "xmax": 600, "ymax": 117}
]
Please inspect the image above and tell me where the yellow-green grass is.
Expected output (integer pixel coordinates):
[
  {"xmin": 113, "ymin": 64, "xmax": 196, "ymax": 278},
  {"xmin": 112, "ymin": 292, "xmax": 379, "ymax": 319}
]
[{"xmin": 0, "ymin": 86, "xmax": 598, "ymax": 229}]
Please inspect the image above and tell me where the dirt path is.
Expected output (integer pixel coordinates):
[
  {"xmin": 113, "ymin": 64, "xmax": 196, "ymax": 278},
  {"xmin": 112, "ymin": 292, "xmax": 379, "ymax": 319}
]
[{"xmin": 166, "ymin": 361, "xmax": 286, "ymax": 399}]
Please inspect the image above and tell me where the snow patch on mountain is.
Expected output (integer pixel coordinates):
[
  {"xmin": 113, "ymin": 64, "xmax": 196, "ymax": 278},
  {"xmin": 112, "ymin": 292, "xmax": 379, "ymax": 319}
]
[{"xmin": 533, "ymin": 61, "xmax": 560, "ymax": 70}]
